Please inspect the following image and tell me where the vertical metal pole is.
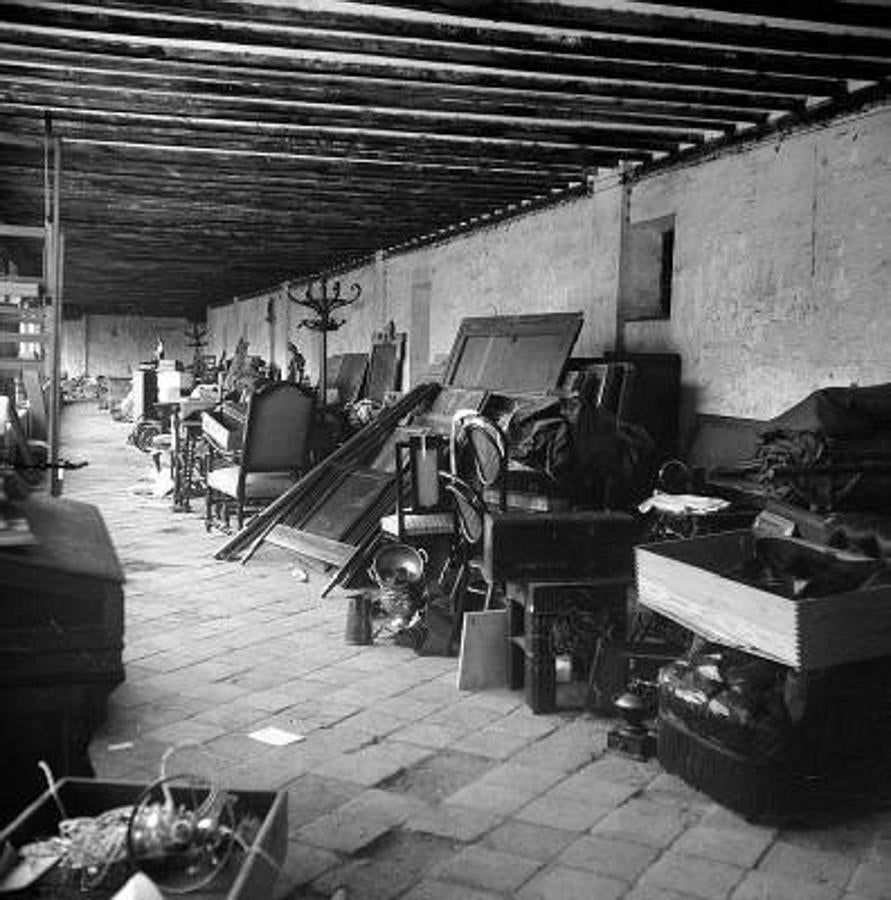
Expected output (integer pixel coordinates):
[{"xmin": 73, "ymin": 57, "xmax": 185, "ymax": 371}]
[
  {"xmin": 318, "ymin": 281, "xmax": 328, "ymax": 406},
  {"xmin": 49, "ymin": 138, "xmax": 63, "ymax": 496}
]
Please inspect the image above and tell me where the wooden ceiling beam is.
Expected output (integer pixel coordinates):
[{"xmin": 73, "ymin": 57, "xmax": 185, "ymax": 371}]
[
  {"xmin": 15, "ymin": 192, "xmax": 558, "ymax": 227},
  {"xmin": 0, "ymin": 160, "xmax": 569, "ymax": 196},
  {"xmin": 0, "ymin": 70, "xmax": 743, "ymax": 137},
  {"xmin": 0, "ymin": 25, "xmax": 813, "ymax": 113},
  {"xmin": 3, "ymin": 187, "xmax": 575, "ymax": 229},
  {"xmin": 633, "ymin": 1, "xmax": 891, "ymax": 30},
  {"xmin": 0, "ymin": 109, "xmax": 656, "ymax": 167},
  {"xmin": 23, "ymin": 0, "xmax": 891, "ymax": 79},
  {"xmin": 0, "ymin": 45, "xmax": 778, "ymax": 124},
  {"xmin": 365, "ymin": 0, "xmax": 891, "ymax": 57},
  {"xmin": 29, "ymin": 176, "xmax": 563, "ymax": 209},
  {"xmin": 0, "ymin": 0, "xmax": 887, "ymax": 319},
  {"xmin": 17, "ymin": 197, "xmax": 541, "ymax": 228},
  {"xmin": 0, "ymin": 80, "xmax": 716, "ymax": 147},
  {"xmin": 0, "ymin": 2, "xmax": 850, "ymax": 98}
]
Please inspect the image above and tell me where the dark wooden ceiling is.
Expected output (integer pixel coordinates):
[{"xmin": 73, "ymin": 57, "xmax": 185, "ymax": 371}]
[{"xmin": 0, "ymin": 1, "xmax": 889, "ymax": 319}]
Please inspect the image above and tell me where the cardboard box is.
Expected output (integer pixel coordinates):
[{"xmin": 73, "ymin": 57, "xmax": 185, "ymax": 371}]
[
  {"xmin": 636, "ymin": 530, "xmax": 891, "ymax": 670},
  {"xmin": 0, "ymin": 778, "xmax": 287, "ymax": 899}
]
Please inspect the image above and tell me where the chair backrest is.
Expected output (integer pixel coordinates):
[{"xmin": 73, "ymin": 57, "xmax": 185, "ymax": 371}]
[
  {"xmin": 241, "ymin": 382, "xmax": 315, "ymax": 473},
  {"xmin": 441, "ymin": 472, "xmax": 487, "ymax": 548},
  {"xmin": 450, "ymin": 411, "xmax": 507, "ymax": 510}
]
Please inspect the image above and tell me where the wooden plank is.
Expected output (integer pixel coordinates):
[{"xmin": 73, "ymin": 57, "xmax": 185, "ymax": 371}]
[
  {"xmin": 0, "ymin": 131, "xmax": 43, "ymax": 148},
  {"xmin": 365, "ymin": 335, "xmax": 404, "ymax": 404},
  {"xmin": 321, "ymin": 529, "xmax": 382, "ymax": 598},
  {"xmin": 457, "ymin": 610, "xmax": 508, "ymax": 691},
  {"xmin": 264, "ymin": 525, "xmax": 354, "ymax": 568},
  {"xmin": 332, "ymin": 351, "xmax": 368, "ymax": 405},
  {"xmin": 0, "ymin": 223, "xmax": 44, "ymax": 239},
  {"xmin": 297, "ymin": 468, "xmax": 392, "ymax": 541},
  {"xmin": 22, "ymin": 368, "xmax": 47, "ymax": 442},
  {"xmin": 636, "ymin": 537, "xmax": 798, "ymax": 666}
]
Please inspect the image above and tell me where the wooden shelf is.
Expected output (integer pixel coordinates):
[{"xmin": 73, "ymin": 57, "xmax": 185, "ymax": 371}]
[
  {"xmin": 0, "ymin": 359, "xmax": 44, "ymax": 372},
  {"xmin": 0, "ymin": 305, "xmax": 47, "ymax": 322},
  {"xmin": 0, "ymin": 333, "xmax": 49, "ymax": 345},
  {"xmin": 0, "ymin": 135, "xmax": 62, "ymax": 495},
  {"xmin": 0, "ymin": 224, "xmax": 45, "ymax": 240},
  {"xmin": 0, "ymin": 278, "xmax": 44, "ymax": 297}
]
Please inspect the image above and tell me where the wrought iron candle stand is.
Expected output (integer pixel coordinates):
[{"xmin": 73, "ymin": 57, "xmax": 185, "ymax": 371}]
[{"xmin": 287, "ymin": 278, "xmax": 361, "ymax": 405}]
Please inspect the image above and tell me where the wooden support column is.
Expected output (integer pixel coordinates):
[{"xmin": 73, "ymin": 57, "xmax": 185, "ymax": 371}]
[
  {"xmin": 374, "ymin": 249, "xmax": 388, "ymax": 323},
  {"xmin": 613, "ymin": 165, "xmax": 632, "ymax": 354}
]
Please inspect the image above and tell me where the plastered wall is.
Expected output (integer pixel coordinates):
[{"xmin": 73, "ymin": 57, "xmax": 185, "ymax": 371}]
[
  {"xmin": 60, "ymin": 316, "xmax": 86, "ymax": 378},
  {"xmin": 624, "ymin": 103, "xmax": 891, "ymax": 422},
  {"xmin": 206, "ymin": 258, "xmax": 382, "ymax": 384},
  {"xmin": 205, "ymin": 102, "xmax": 890, "ymax": 425},
  {"xmin": 61, "ymin": 314, "xmax": 191, "ymax": 378},
  {"xmin": 207, "ymin": 185, "xmax": 621, "ymax": 388}
]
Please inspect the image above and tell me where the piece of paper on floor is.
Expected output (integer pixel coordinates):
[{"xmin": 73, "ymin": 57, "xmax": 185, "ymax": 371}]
[{"xmin": 248, "ymin": 726, "xmax": 305, "ymax": 747}]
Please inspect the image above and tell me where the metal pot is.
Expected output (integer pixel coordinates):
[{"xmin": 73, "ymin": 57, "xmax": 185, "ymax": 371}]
[{"xmin": 369, "ymin": 543, "xmax": 427, "ymax": 586}]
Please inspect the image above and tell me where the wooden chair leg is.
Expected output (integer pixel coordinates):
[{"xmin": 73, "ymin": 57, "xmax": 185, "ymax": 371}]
[
  {"xmin": 448, "ymin": 560, "xmax": 470, "ymax": 653},
  {"xmin": 483, "ymin": 580, "xmax": 496, "ymax": 611}
]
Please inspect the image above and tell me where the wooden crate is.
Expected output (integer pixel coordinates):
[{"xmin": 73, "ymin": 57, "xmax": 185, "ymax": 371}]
[
  {"xmin": 636, "ymin": 530, "xmax": 891, "ymax": 669},
  {"xmin": 0, "ymin": 778, "xmax": 287, "ymax": 899}
]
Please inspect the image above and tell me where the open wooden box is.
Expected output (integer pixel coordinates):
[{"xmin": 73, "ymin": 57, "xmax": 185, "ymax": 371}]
[
  {"xmin": 636, "ymin": 530, "xmax": 891, "ymax": 669},
  {"xmin": 0, "ymin": 778, "xmax": 287, "ymax": 899}
]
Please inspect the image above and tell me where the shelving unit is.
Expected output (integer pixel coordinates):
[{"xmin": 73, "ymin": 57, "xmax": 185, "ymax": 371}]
[{"xmin": 0, "ymin": 129, "xmax": 64, "ymax": 495}]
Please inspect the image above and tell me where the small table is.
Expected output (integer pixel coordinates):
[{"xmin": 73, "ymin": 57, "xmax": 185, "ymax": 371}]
[
  {"xmin": 153, "ymin": 400, "xmax": 211, "ymax": 512},
  {"xmin": 174, "ymin": 418, "xmax": 207, "ymax": 512},
  {"xmin": 507, "ymin": 577, "xmax": 630, "ymax": 714}
]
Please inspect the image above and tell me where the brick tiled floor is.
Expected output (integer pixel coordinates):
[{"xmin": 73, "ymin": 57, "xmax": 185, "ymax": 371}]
[{"xmin": 48, "ymin": 401, "xmax": 891, "ymax": 899}]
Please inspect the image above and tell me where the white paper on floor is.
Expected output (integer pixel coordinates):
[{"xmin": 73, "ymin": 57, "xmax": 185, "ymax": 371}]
[{"xmin": 248, "ymin": 726, "xmax": 305, "ymax": 747}]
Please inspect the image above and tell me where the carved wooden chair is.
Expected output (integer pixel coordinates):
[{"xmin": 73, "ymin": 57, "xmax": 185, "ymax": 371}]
[{"xmin": 205, "ymin": 382, "xmax": 315, "ymax": 531}]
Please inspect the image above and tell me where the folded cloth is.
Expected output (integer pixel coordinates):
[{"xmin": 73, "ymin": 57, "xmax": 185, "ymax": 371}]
[{"xmin": 638, "ymin": 490, "xmax": 731, "ymax": 517}]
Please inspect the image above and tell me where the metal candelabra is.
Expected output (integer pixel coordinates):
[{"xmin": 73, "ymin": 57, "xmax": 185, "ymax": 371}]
[{"xmin": 286, "ymin": 278, "xmax": 361, "ymax": 404}]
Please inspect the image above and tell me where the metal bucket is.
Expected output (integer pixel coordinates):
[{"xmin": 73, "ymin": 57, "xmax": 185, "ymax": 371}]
[{"xmin": 344, "ymin": 593, "xmax": 373, "ymax": 645}]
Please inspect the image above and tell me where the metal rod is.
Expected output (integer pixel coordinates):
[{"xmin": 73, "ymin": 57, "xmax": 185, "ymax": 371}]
[{"xmin": 50, "ymin": 138, "xmax": 64, "ymax": 496}]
